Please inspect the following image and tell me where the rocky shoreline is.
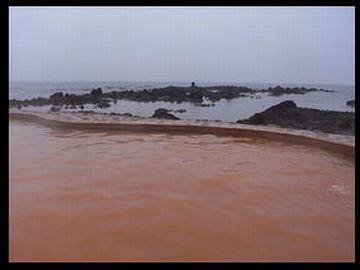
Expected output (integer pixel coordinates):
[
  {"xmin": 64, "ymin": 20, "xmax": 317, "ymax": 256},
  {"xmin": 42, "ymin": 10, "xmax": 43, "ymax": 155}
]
[
  {"xmin": 8, "ymin": 83, "xmax": 354, "ymax": 136},
  {"xmin": 10, "ymin": 100, "xmax": 355, "ymax": 136},
  {"xmin": 237, "ymin": 100, "xmax": 355, "ymax": 135},
  {"xmin": 8, "ymin": 108, "xmax": 355, "ymax": 159},
  {"xmin": 9, "ymin": 83, "xmax": 334, "ymax": 109}
]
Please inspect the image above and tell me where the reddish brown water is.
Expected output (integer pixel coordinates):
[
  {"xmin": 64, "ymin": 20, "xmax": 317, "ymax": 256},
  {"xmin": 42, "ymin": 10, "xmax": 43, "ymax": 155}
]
[{"xmin": 9, "ymin": 120, "xmax": 355, "ymax": 262}]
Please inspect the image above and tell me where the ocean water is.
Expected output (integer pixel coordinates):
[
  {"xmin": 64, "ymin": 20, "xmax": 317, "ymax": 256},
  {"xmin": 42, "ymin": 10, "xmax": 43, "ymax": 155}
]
[{"xmin": 9, "ymin": 81, "xmax": 355, "ymax": 122}]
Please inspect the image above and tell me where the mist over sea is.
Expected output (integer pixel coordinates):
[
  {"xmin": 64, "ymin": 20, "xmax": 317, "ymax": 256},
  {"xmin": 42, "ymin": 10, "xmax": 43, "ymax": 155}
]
[{"xmin": 9, "ymin": 81, "xmax": 355, "ymax": 122}]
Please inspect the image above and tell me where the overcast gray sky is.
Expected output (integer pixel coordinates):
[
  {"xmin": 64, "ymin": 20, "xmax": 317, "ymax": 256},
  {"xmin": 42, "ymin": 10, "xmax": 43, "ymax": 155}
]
[{"xmin": 9, "ymin": 7, "xmax": 355, "ymax": 85}]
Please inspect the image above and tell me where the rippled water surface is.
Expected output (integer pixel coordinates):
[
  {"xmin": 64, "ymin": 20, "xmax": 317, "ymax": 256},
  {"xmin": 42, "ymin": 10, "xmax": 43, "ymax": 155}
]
[{"xmin": 9, "ymin": 120, "xmax": 354, "ymax": 262}]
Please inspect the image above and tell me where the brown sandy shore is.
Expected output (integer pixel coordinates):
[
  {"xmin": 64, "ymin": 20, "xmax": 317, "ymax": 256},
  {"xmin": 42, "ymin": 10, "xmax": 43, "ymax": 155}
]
[{"xmin": 9, "ymin": 109, "xmax": 355, "ymax": 159}]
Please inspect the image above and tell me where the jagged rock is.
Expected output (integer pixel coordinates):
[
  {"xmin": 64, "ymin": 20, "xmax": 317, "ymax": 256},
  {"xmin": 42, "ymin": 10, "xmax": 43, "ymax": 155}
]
[
  {"xmin": 91, "ymin": 88, "xmax": 103, "ymax": 97},
  {"xmin": 237, "ymin": 100, "xmax": 355, "ymax": 135}
]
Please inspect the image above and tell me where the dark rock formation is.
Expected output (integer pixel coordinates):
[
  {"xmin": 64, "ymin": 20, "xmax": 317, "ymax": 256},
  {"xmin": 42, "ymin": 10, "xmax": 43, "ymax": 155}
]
[
  {"xmin": 152, "ymin": 108, "xmax": 180, "ymax": 120},
  {"xmin": 194, "ymin": 103, "xmax": 215, "ymax": 107},
  {"xmin": 96, "ymin": 99, "xmax": 111, "ymax": 108},
  {"xmin": 263, "ymin": 86, "xmax": 334, "ymax": 96},
  {"xmin": 237, "ymin": 100, "xmax": 355, "ymax": 135},
  {"xmin": 50, "ymin": 106, "xmax": 60, "ymax": 112},
  {"xmin": 110, "ymin": 112, "xmax": 133, "ymax": 117},
  {"xmin": 9, "ymin": 84, "xmax": 334, "ymax": 108},
  {"xmin": 346, "ymin": 100, "xmax": 355, "ymax": 108},
  {"xmin": 174, "ymin": 109, "xmax": 187, "ymax": 113},
  {"xmin": 91, "ymin": 88, "xmax": 103, "ymax": 97},
  {"xmin": 80, "ymin": 110, "xmax": 96, "ymax": 114},
  {"xmin": 50, "ymin": 92, "xmax": 64, "ymax": 101},
  {"xmin": 121, "ymin": 113, "xmax": 133, "ymax": 117}
]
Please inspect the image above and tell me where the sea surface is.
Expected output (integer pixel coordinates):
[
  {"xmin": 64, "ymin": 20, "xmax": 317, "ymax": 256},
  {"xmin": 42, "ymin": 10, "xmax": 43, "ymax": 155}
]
[
  {"xmin": 9, "ymin": 81, "xmax": 355, "ymax": 122},
  {"xmin": 9, "ymin": 120, "xmax": 355, "ymax": 262}
]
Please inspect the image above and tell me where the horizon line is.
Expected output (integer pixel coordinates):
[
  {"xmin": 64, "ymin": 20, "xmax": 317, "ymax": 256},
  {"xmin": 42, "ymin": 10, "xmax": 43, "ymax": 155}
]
[{"xmin": 8, "ymin": 80, "xmax": 355, "ymax": 87}]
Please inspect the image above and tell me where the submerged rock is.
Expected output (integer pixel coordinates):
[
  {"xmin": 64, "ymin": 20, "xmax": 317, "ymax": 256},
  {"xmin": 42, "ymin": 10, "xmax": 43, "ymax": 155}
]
[
  {"xmin": 80, "ymin": 110, "xmax": 95, "ymax": 114},
  {"xmin": 194, "ymin": 103, "xmax": 215, "ymax": 107},
  {"xmin": 174, "ymin": 109, "xmax": 187, "ymax": 113},
  {"xmin": 237, "ymin": 100, "xmax": 355, "ymax": 135},
  {"xmin": 152, "ymin": 108, "xmax": 180, "ymax": 120}
]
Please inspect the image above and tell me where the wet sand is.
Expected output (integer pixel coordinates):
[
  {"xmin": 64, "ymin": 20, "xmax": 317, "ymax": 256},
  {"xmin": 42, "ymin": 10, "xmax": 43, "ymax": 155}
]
[{"xmin": 9, "ymin": 119, "xmax": 354, "ymax": 262}]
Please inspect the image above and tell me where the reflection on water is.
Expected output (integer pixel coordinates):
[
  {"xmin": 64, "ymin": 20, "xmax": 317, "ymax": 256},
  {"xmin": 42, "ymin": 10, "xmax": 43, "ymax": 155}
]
[{"xmin": 9, "ymin": 120, "xmax": 354, "ymax": 262}]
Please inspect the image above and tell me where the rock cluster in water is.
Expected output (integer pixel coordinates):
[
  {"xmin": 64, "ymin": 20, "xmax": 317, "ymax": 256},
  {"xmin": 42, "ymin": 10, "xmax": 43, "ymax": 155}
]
[
  {"xmin": 237, "ymin": 100, "xmax": 355, "ymax": 135},
  {"xmin": 262, "ymin": 86, "xmax": 333, "ymax": 96},
  {"xmin": 9, "ymin": 84, "xmax": 333, "ymax": 109}
]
